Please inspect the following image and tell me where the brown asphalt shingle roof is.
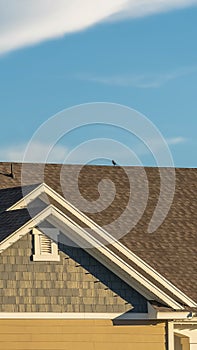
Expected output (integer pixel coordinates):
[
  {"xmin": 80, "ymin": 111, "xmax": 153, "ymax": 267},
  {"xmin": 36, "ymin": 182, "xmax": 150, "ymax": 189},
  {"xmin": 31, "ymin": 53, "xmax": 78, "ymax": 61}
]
[
  {"xmin": 0, "ymin": 209, "xmax": 32, "ymax": 242},
  {"xmin": 0, "ymin": 184, "xmax": 39, "ymax": 213},
  {"xmin": 0, "ymin": 162, "xmax": 196, "ymax": 303},
  {"xmin": 0, "ymin": 206, "xmax": 46, "ymax": 243}
]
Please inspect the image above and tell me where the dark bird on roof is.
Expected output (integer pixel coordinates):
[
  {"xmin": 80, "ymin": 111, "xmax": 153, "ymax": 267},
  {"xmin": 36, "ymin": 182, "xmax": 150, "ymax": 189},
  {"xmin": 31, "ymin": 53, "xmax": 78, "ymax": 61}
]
[{"xmin": 112, "ymin": 160, "xmax": 117, "ymax": 166}]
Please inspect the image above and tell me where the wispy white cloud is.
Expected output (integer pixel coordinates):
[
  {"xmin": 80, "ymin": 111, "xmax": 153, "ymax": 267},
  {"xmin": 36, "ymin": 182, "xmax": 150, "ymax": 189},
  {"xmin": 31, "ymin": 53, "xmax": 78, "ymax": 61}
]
[
  {"xmin": 166, "ymin": 136, "xmax": 187, "ymax": 145},
  {"xmin": 0, "ymin": 142, "xmax": 68, "ymax": 163},
  {"xmin": 0, "ymin": 0, "xmax": 197, "ymax": 54},
  {"xmin": 77, "ymin": 66, "xmax": 197, "ymax": 88},
  {"xmin": 134, "ymin": 136, "xmax": 187, "ymax": 157}
]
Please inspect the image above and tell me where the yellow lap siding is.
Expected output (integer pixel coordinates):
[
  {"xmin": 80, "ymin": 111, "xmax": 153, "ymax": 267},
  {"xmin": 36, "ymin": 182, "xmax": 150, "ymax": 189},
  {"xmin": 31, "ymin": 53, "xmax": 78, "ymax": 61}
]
[{"xmin": 0, "ymin": 319, "xmax": 166, "ymax": 350}]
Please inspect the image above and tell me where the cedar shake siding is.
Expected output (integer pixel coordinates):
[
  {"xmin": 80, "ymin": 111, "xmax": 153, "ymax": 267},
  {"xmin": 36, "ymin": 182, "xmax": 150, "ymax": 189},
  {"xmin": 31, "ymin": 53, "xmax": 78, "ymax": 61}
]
[{"xmin": 0, "ymin": 233, "xmax": 147, "ymax": 313}]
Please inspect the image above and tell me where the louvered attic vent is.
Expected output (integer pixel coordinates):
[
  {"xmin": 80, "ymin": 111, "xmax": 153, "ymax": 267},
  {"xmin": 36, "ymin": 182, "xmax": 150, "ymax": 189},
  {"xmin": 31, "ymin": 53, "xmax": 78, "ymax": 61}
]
[
  {"xmin": 32, "ymin": 228, "xmax": 60, "ymax": 261},
  {"xmin": 40, "ymin": 235, "xmax": 52, "ymax": 254}
]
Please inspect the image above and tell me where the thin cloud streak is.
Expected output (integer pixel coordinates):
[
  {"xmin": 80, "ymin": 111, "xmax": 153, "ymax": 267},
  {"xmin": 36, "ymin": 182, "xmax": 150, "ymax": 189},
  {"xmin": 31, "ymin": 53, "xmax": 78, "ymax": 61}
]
[
  {"xmin": 134, "ymin": 136, "xmax": 187, "ymax": 157},
  {"xmin": 77, "ymin": 66, "xmax": 197, "ymax": 88},
  {"xmin": 0, "ymin": 0, "xmax": 197, "ymax": 54},
  {"xmin": 166, "ymin": 137, "xmax": 187, "ymax": 145},
  {"xmin": 0, "ymin": 142, "xmax": 68, "ymax": 163}
]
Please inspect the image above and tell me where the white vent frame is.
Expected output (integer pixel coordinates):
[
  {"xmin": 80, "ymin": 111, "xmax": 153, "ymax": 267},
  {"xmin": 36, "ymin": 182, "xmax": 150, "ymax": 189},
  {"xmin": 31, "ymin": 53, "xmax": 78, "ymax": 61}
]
[{"xmin": 32, "ymin": 227, "xmax": 60, "ymax": 261}]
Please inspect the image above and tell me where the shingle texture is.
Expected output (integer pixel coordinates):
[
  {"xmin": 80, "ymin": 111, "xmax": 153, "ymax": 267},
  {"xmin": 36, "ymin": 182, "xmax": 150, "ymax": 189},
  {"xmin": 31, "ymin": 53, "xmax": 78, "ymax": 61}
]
[
  {"xmin": 0, "ymin": 162, "xmax": 196, "ymax": 303},
  {"xmin": 0, "ymin": 209, "xmax": 31, "ymax": 242},
  {"xmin": 0, "ymin": 208, "xmax": 43, "ymax": 243},
  {"xmin": 0, "ymin": 184, "xmax": 38, "ymax": 213},
  {"xmin": 0, "ymin": 232, "xmax": 147, "ymax": 312}
]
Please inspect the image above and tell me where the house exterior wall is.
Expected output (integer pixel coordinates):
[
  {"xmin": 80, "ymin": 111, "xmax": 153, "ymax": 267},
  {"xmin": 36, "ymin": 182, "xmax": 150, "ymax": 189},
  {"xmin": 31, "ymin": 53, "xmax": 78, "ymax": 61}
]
[
  {"xmin": 0, "ymin": 319, "xmax": 166, "ymax": 350},
  {"xmin": 0, "ymin": 232, "xmax": 147, "ymax": 313},
  {"xmin": 174, "ymin": 324, "xmax": 197, "ymax": 350},
  {"xmin": 174, "ymin": 333, "xmax": 190, "ymax": 350}
]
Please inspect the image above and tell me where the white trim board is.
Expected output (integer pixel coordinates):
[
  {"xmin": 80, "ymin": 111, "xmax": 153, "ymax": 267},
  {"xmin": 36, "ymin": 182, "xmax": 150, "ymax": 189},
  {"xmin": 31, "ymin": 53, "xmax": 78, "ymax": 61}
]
[
  {"xmin": 167, "ymin": 321, "xmax": 174, "ymax": 350},
  {"xmin": 0, "ymin": 312, "xmax": 192, "ymax": 320},
  {"xmin": 0, "ymin": 312, "xmax": 125, "ymax": 320},
  {"xmin": 0, "ymin": 312, "xmax": 172, "ymax": 320},
  {"xmin": 6, "ymin": 182, "xmax": 197, "ymax": 309},
  {"xmin": 147, "ymin": 303, "xmax": 193, "ymax": 321}
]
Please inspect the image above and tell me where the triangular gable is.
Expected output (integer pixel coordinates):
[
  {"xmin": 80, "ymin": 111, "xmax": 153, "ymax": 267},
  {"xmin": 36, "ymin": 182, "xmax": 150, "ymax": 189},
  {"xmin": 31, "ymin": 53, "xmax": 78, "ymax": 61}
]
[
  {"xmin": 6, "ymin": 183, "xmax": 197, "ymax": 310},
  {"xmin": 1, "ymin": 191, "xmax": 196, "ymax": 310}
]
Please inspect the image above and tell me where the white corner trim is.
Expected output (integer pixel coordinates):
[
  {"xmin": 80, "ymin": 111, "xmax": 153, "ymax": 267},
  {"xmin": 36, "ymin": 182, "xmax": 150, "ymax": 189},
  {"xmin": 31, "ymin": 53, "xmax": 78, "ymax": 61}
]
[
  {"xmin": 6, "ymin": 182, "xmax": 197, "ymax": 309},
  {"xmin": 168, "ymin": 321, "xmax": 174, "ymax": 350}
]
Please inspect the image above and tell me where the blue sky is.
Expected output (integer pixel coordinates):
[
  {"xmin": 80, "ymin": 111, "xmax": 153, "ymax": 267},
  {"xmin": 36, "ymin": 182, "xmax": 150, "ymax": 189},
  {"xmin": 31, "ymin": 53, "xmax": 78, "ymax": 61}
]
[{"xmin": 0, "ymin": 1, "xmax": 197, "ymax": 167}]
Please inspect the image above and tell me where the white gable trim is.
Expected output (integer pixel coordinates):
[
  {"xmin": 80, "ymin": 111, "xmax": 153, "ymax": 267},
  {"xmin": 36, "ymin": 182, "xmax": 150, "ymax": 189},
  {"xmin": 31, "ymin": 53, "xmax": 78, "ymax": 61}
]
[
  {"xmin": 8, "ymin": 183, "xmax": 45, "ymax": 211},
  {"xmin": 6, "ymin": 183, "xmax": 197, "ymax": 309}
]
